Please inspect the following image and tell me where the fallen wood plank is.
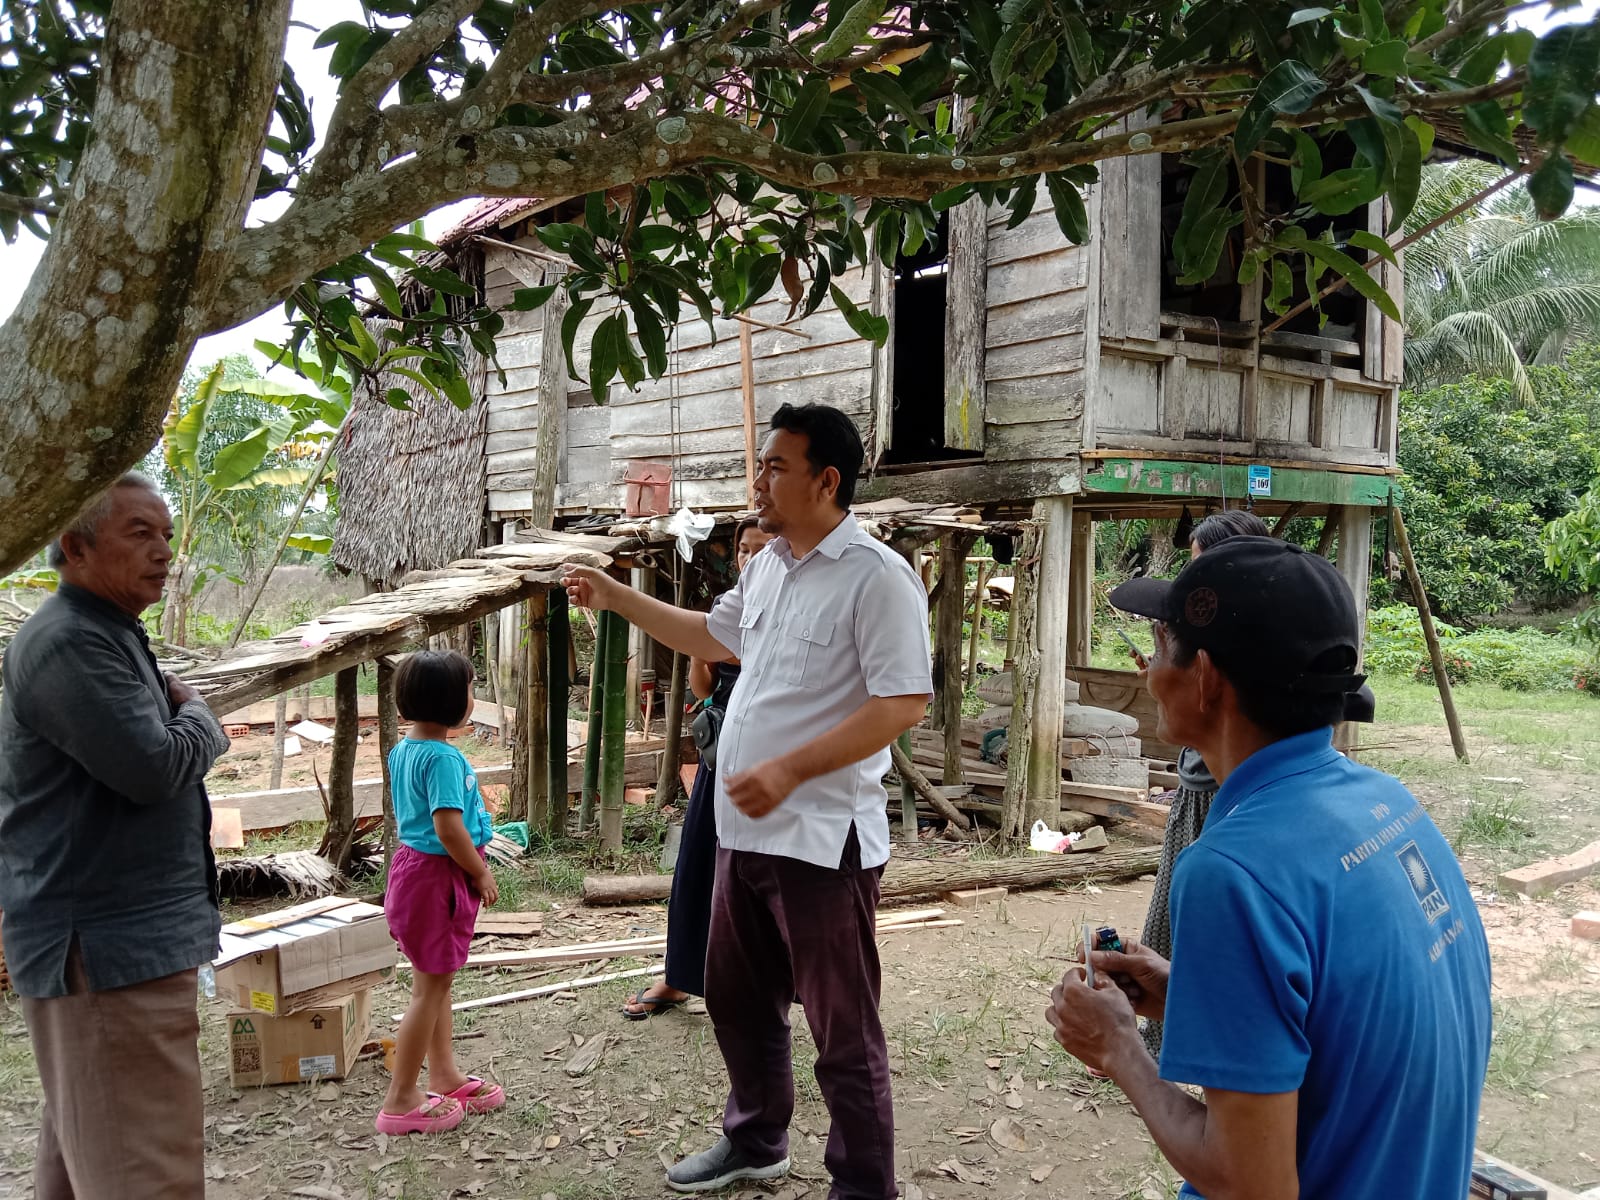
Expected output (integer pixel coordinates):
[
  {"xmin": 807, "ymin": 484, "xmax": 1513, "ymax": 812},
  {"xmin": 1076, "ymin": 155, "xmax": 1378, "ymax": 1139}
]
[
  {"xmin": 473, "ymin": 910, "xmax": 544, "ymax": 937},
  {"xmin": 876, "ymin": 907, "xmax": 946, "ymax": 925},
  {"xmin": 463, "ymin": 939, "xmax": 666, "ymax": 969},
  {"xmin": 877, "ymin": 919, "xmax": 963, "ymax": 933},
  {"xmin": 943, "ymin": 886, "xmax": 1008, "ymax": 907},
  {"xmin": 583, "ymin": 845, "xmax": 1163, "ymax": 905},
  {"xmin": 1057, "ymin": 784, "xmax": 1170, "ymax": 833},
  {"xmin": 451, "ymin": 964, "xmax": 663, "ymax": 1013},
  {"xmin": 1498, "ymin": 839, "xmax": 1600, "ymax": 896}
]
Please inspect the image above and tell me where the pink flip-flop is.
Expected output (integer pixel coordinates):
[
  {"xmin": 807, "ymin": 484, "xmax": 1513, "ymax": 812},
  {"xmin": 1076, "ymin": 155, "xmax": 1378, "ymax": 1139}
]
[
  {"xmin": 374, "ymin": 1093, "xmax": 464, "ymax": 1135},
  {"xmin": 444, "ymin": 1076, "xmax": 505, "ymax": 1114}
]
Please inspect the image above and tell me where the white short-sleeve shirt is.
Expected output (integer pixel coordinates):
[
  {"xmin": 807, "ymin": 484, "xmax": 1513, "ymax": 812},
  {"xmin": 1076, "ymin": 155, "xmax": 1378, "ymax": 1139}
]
[{"xmin": 704, "ymin": 513, "xmax": 932, "ymax": 870}]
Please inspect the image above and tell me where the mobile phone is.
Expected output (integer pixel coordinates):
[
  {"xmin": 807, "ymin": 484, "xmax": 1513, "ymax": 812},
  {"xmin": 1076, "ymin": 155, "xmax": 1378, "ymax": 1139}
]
[
  {"xmin": 1082, "ymin": 923, "xmax": 1099, "ymax": 987},
  {"xmin": 1115, "ymin": 626, "xmax": 1148, "ymax": 669}
]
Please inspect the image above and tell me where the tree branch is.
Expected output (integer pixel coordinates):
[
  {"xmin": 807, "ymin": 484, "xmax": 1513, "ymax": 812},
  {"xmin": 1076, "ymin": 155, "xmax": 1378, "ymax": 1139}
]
[{"xmin": 0, "ymin": 193, "xmax": 61, "ymax": 218}]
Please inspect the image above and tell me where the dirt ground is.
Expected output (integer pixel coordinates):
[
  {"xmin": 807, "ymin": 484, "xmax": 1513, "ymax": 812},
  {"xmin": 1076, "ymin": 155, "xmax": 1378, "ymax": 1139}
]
[
  {"xmin": 3, "ymin": 681, "xmax": 1599, "ymax": 1198},
  {"xmin": 2, "ymin": 874, "xmax": 1597, "ymax": 1200}
]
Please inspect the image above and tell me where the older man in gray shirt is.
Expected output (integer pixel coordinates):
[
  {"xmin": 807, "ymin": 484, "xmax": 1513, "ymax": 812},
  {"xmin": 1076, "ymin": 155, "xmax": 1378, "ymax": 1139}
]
[{"xmin": 0, "ymin": 471, "xmax": 230, "ymax": 1200}]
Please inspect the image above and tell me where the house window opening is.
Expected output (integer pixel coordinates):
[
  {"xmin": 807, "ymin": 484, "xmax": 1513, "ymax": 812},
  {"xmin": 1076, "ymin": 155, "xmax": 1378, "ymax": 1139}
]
[{"xmin": 884, "ymin": 213, "xmax": 983, "ymax": 466}]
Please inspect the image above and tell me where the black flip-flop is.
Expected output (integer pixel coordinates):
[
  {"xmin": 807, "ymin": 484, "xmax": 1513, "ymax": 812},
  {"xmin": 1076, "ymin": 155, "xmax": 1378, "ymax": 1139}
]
[{"xmin": 621, "ymin": 988, "xmax": 687, "ymax": 1021}]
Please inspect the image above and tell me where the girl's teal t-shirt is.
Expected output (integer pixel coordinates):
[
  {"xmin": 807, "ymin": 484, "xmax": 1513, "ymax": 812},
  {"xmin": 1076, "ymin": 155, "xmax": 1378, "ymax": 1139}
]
[{"xmin": 388, "ymin": 737, "xmax": 493, "ymax": 855}]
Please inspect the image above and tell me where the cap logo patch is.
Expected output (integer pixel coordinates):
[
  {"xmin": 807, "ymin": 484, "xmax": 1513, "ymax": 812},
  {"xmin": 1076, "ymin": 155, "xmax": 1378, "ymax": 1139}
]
[{"xmin": 1184, "ymin": 586, "xmax": 1219, "ymax": 627}]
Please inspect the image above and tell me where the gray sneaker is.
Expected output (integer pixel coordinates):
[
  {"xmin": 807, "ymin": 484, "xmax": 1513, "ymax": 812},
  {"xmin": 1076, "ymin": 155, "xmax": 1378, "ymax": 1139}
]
[{"xmin": 665, "ymin": 1136, "xmax": 791, "ymax": 1193}]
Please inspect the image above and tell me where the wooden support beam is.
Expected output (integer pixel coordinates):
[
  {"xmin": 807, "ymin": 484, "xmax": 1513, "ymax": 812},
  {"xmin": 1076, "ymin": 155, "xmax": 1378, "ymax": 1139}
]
[
  {"xmin": 375, "ymin": 657, "xmax": 400, "ymax": 872},
  {"xmin": 325, "ymin": 667, "xmax": 359, "ymax": 874},
  {"xmin": 579, "ymin": 618, "xmax": 606, "ymax": 833},
  {"xmin": 966, "ymin": 558, "xmax": 991, "ymax": 685},
  {"xmin": 740, "ymin": 320, "xmax": 758, "ymax": 507},
  {"xmin": 889, "ymin": 739, "xmax": 971, "ymax": 834},
  {"xmin": 525, "ymin": 592, "xmax": 550, "ymax": 832},
  {"xmin": 1334, "ymin": 506, "xmax": 1373, "ymax": 754},
  {"xmin": 528, "ymin": 280, "xmax": 570, "ymax": 523},
  {"xmin": 1067, "ymin": 508, "xmax": 1095, "ymax": 665},
  {"xmin": 268, "ymin": 691, "xmax": 288, "ymax": 790},
  {"xmin": 1028, "ymin": 498, "xmax": 1074, "ymax": 830},
  {"xmin": 1391, "ymin": 507, "xmax": 1468, "ymax": 764},
  {"xmin": 1002, "ymin": 517, "xmax": 1042, "ymax": 838},
  {"xmin": 943, "ymin": 193, "xmax": 988, "ymax": 452},
  {"xmin": 655, "ymin": 571, "xmax": 692, "ymax": 806},
  {"xmin": 933, "ymin": 533, "xmax": 975, "ymax": 786},
  {"xmin": 546, "ymin": 591, "xmax": 571, "ymax": 835},
  {"xmin": 598, "ymin": 609, "xmax": 631, "ymax": 854}
]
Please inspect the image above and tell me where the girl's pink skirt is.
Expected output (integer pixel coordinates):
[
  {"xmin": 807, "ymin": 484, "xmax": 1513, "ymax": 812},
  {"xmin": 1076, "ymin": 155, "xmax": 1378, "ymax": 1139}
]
[{"xmin": 385, "ymin": 844, "xmax": 485, "ymax": 974}]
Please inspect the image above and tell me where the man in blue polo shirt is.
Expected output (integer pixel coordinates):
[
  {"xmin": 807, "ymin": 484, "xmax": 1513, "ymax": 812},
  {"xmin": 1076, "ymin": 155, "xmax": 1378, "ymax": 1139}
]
[{"xmin": 1045, "ymin": 536, "xmax": 1491, "ymax": 1199}]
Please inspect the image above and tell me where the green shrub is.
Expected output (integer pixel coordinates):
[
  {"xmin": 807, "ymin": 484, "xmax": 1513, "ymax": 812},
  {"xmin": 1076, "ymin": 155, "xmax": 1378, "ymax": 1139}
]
[{"xmin": 1366, "ymin": 606, "xmax": 1593, "ymax": 692}]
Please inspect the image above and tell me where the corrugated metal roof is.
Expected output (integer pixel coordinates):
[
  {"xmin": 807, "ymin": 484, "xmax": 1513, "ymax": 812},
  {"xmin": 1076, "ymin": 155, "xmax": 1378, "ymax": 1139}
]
[{"xmin": 438, "ymin": 196, "xmax": 544, "ymax": 247}]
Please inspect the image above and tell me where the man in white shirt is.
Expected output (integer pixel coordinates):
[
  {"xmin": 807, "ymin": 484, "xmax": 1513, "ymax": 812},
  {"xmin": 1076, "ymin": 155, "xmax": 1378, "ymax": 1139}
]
[{"xmin": 563, "ymin": 403, "xmax": 932, "ymax": 1199}]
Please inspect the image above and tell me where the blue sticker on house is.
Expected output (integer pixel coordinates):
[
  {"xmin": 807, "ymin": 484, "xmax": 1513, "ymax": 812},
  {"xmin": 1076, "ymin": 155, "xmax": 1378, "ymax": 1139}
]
[{"xmin": 1248, "ymin": 465, "xmax": 1272, "ymax": 498}]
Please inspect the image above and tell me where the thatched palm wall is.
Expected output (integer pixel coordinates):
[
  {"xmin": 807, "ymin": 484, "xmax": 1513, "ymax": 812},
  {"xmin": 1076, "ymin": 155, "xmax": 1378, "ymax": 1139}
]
[{"xmin": 332, "ymin": 349, "xmax": 490, "ymax": 588}]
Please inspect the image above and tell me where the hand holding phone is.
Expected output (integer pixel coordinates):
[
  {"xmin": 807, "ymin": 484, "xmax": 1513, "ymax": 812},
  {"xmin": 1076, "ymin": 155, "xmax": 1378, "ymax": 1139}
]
[{"xmin": 1114, "ymin": 626, "xmax": 1148, "ymax": 670}]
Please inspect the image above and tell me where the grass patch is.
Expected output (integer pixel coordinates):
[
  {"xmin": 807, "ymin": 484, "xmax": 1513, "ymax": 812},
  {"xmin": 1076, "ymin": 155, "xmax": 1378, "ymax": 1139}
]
[
  {"xmin": 1486, "ymin": 998, "xmax": 1563, "ymax": 1097},
  {"xmin": 1456, "ymin": 794, "xmax": 1535, "ymax": 853},
  {"xmin": 227, "ymin": 820, "xmax": 324, "ymax": 858}
]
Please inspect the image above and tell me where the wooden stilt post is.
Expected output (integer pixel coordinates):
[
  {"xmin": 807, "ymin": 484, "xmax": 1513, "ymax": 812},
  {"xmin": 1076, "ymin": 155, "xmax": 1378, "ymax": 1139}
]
[
  {"xmin": 1392, "ymin": 508, "xmax": 1469, "ymax": 763},
  {"xmin": 1027, "ymin": 498, "xmax": 1073, "ymax": 831},
  {"xmin": 934, "ymin": 533, "xmax": 973, "ymax": 787},
  {"xmin": 547, "ymin": 590, "xmax": 571, "ymax": 836},
  {"xmin": 1333, "ymin": 505, "xmax": 1373, "ymax": 754},
  {"xmin": 1002, "ymin": 517, "xmax": 1043, "ymax": 839},
  {"xmin": 740, "ymin": 321, "xmax": 758, "ymax": 507},
  {"xmin": 1315, "ymin": 515, "xmax": 1338, "ymax": 558},
  {"xmin": 375, "ymin": 656, "xmax": 400, "ymax": 872},
  {"xmin": 526, "ymin": 591, "xmax": 550, "ymax": 833},
  {"xmin": 1067, "ymin": 508, "xmax": 1094, "ymax": 666},
  {"xmin": 599, "ymin": 608, "xmax": 631, "ymax": 855},
  {"xmin": 966, "ymin": 559, "xmax": 991, "ymax": 684},
  {"xmin": 269, "ymin": 691, "xmax": 288, "ymax": 790},
  {"xmin": 326, "ymin": 666, "xmax": 359, "ymax": 874},
  {"xmin": 655, "ymin": 570, "xmax": 692, "ymax": 807},
  {"xmin": 579, "ymin": 614, "xmax": 607, "ymax": 833}
]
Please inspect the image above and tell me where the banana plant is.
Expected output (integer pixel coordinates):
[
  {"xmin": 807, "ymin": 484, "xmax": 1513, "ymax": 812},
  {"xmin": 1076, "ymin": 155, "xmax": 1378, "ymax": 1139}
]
[
  {"xmin": 159, "ymin": 363, "xmax": 315, "ymax": 644},
  {"xmin": 217, "ymin": 352, "xmax": 357, "ymax": 646}
]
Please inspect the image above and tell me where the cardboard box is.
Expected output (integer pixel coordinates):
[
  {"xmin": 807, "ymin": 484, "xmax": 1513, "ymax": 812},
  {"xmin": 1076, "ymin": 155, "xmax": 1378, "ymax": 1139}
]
[
  {"xmin": 227, "ymin": 989, "xmax": 372, "ymax": 1087},
  {"xmin": 214, "ymin": 896, "xmax": 396, "ymax": 1015}
]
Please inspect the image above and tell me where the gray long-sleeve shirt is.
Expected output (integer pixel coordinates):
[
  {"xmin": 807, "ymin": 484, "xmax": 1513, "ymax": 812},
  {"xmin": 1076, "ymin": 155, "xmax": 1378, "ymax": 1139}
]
[{"xmin": 0, "ymin": 584, "xmax": 229, "ymax": 998}]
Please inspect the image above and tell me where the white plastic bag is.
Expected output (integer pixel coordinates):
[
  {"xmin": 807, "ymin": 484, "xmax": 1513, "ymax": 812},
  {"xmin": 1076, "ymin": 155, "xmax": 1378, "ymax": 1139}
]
[{"xmin": 1029, "ymin": 819, "xmax": 1081, "ymax": 854}]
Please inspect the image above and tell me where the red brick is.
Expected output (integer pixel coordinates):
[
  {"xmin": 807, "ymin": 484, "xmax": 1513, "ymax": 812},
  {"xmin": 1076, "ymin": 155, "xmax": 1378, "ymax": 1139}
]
[
  {"xmin": 1572, "ymin": 911, "xmax": 1600, "ymax": 942},
  {"xmin": 1497, "ymin": 839, "xmax": 1600, "ymax": 896}
]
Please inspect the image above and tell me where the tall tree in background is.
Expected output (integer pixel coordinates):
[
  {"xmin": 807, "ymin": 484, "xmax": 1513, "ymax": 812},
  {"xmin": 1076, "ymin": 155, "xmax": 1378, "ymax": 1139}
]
[
  {"xmin": 1, "ymin": 0, "xmax": 1598, "ymax": 573},
  {"xmin": 1404, "ymin": 159, "xmax": 1600, "ymax": 404}
]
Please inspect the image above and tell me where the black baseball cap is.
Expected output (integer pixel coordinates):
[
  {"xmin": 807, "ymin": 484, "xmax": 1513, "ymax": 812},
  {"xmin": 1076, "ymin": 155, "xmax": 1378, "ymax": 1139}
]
[{"xmin": 1110, "ymin": 536, "xmax": 1367, "ymax": 696}]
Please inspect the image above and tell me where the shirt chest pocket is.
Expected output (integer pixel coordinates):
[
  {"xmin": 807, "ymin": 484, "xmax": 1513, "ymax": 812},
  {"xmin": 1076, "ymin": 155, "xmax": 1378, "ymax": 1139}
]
[{"xmin": 780, "ymin": 612, "xmax": 835, "ymax": 689}]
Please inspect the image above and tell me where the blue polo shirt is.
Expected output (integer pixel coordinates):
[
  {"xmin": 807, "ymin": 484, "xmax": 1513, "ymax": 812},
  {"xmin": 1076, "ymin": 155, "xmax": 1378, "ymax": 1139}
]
[{"xmin": 1161, "ymin": 728, "xmax": 1492, "ymax": 1199}]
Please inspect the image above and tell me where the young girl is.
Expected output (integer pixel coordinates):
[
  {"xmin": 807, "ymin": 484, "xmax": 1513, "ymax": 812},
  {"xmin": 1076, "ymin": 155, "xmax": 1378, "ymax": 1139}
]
[{"xmin": 376, "ymin": 650, "xmax": 504, "ymax": 1135}]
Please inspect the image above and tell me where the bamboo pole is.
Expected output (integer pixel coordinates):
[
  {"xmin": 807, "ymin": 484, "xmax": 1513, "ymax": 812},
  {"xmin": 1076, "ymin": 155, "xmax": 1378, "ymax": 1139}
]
[
  {"xmin": 525, "ymin": 591, "xmax": 550, "ymax": 833},
  {"xmin": 1392, "ymin": 507, "xmax": 1469, "ymax": 763},
  {"xmin": 934, "ymin": 534, "xmax": 974, "ymax": 787},
  {"xmin": 598, "ymin": 608, "xmax": 631, "ymax": 854},
  {"xmin": 966, "ymin": 558, "xmax": 991, "ymax": 684},
  {"xmin": 376, "ymin": 657, "xmax": 400, "ymax": 872},
  {"xmin": 578, "ymin": 613, "xmax": 608, "ymax": 833},
  {"xmin": 547, "ymin": 589, "xmax": 571, "ymax": 838},
  {"xmin": 268, "ymin": 691, "xmax": 288, "ymax": 790},
  {"xmin": 655, "ymin": 570, "xmax": 692, "ymax": 806}
]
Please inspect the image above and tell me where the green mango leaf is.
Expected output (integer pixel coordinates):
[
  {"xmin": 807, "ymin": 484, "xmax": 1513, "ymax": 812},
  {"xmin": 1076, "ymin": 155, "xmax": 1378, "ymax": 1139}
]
[
  {"xmin": 1153, "ymin": 3, "xmax": 1236, "ymax": 71},
  {"xmin": 442, "ymin": 371, "xmax": 473, "ymax": 411},
  {"xmin": 536, "ymin": 223, "xmax": 586, "ymax": 254},
  {"xmin": 347, "ymin": 315, "xmax": 380, "ymax": 366},
  {"xmin": 1044, "ymin": 172, "xmax": 1089, "ymax": 244},
  {"xmin": 386, "ymin": 366, "xmax": 441, "ymax": 397},
  {"xmin": 1387, "ymin": 117, "xmax": 1422, "ymax": 231},
  {"xmin": 510, "ymin": 284, "xmax": 558, "ymax": 312},
  {"xmin": 1357, "ymin": 0, "xmax": 1387, "ymax": 41},
  {"xmin": 1362, "ymin": 39, "xmax": 1409, "ymax": 77},
  {"xmin": 1000, "ymin": 0, "xmax": 1038, "ymax": 24},
  {"xmin": 1462, "ymin": 101, "xmax": 1520, "ymax": 166},
  {"xmin": 1005, "ymin": 176, "xmax": 1039, "ymax": 229},
  {"xmin": 1347, "ymin": 229, "xmax": 1397, "ymax": 266},
  {"xmin": 1266, "ymin": 258, "xmax": 1294, "ymax": 315},
  {"xmin": 384, "ymin": 386, "xmax": 415, "ymax": 411},
  {"xmin": 1298, "ymin": 237, "xmax": 1401, "ymax": 322},
  {"xmin": 814, "ymin": 0, "xmax": 884, "ymax": 61},
  {"xmin": 1176, "ymin": 208, "xmax": 1243, "ymax": 285},
  {"xmin": 829, "ymin": 284, "xmax": 890, "ymax": 345},
  {"xmin": 1175, "ymin": 149, "xmax": 1231, "ymax": 251},
  {"xmin": 628, "ymin": 297, "xmax": 669, "ymax": 378},
  {"xmin": 1234, "ymin": 60, "xmax": 1326, "ymax": 159},
  {"xmin": 1527, "ymin": 23, "xmax": 1600, "ymax": 145},
  {"xmin": 1290, "ymin": 130, "xmax": 1324, "ymax": 192},
  {"xmin": 1286, "ymin": 7, "xmax": 1331, "ymax": 28},
  {"xmin": 1299, "ymin": 166, "xmax": 1382, "ymax": 215},
  {"xmin": 408, "ymin": 264, "xmax": 476, "ymax": 298},
  {"xmin": 562, "ymin": 297, "xmax": 596, "ymax": 380},
  {"xmin": 1529, "ymin": 151, "xmax": 1576, "ymax": 219},
  {"xmin": 1061, "ymin": 14, "xmax": 1095, "ymax": 82},
  {"xmin": 851, "ymin": 71, "xmax": 931, "ymax": 132},
  {"xmin": 589, "ymin": 313, "xmax": 622, "ymax": 403},
  {"xmin": 364, "ymin": 261, "xmax": 403, "ymax": 317}
]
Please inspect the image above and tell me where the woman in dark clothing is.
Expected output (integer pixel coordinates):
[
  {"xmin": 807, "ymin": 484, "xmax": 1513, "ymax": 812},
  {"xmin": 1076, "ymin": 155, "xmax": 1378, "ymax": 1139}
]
[{"xmin": 622, "ymin": 518, "xmax": 771, "ymax": 1018}]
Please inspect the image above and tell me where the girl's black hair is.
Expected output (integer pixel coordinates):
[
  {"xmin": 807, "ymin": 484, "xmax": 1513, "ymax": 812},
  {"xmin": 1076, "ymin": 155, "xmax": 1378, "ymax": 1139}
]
[
  {"xmin": 394, "ymin": 649, "xmax": 474, "ymax": 728},
  {"xmin": 1190, "ymin": 509, "xmax": 1270, "ymax": 551}
]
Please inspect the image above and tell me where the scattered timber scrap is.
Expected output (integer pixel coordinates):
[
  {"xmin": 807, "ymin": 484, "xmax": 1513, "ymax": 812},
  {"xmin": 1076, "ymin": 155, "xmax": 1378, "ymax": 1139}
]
[
  {"xmin": 474, "ymin": 910, "xmax": 544, "ymax": 937},
  {"xmin": 582, "ymin": 846, "xmax": 1162, "ymax": 906},
  {"xmin": 452, "ymin": 965, "xmax": 663, "ymax": 1013},
  {"xmin": 217, "ymin": 850, "xmax": 344, "ymax": 901},
  {"xmin": 1498, "ymin": 839, "xmax": 1600, "ymax": 897}
]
